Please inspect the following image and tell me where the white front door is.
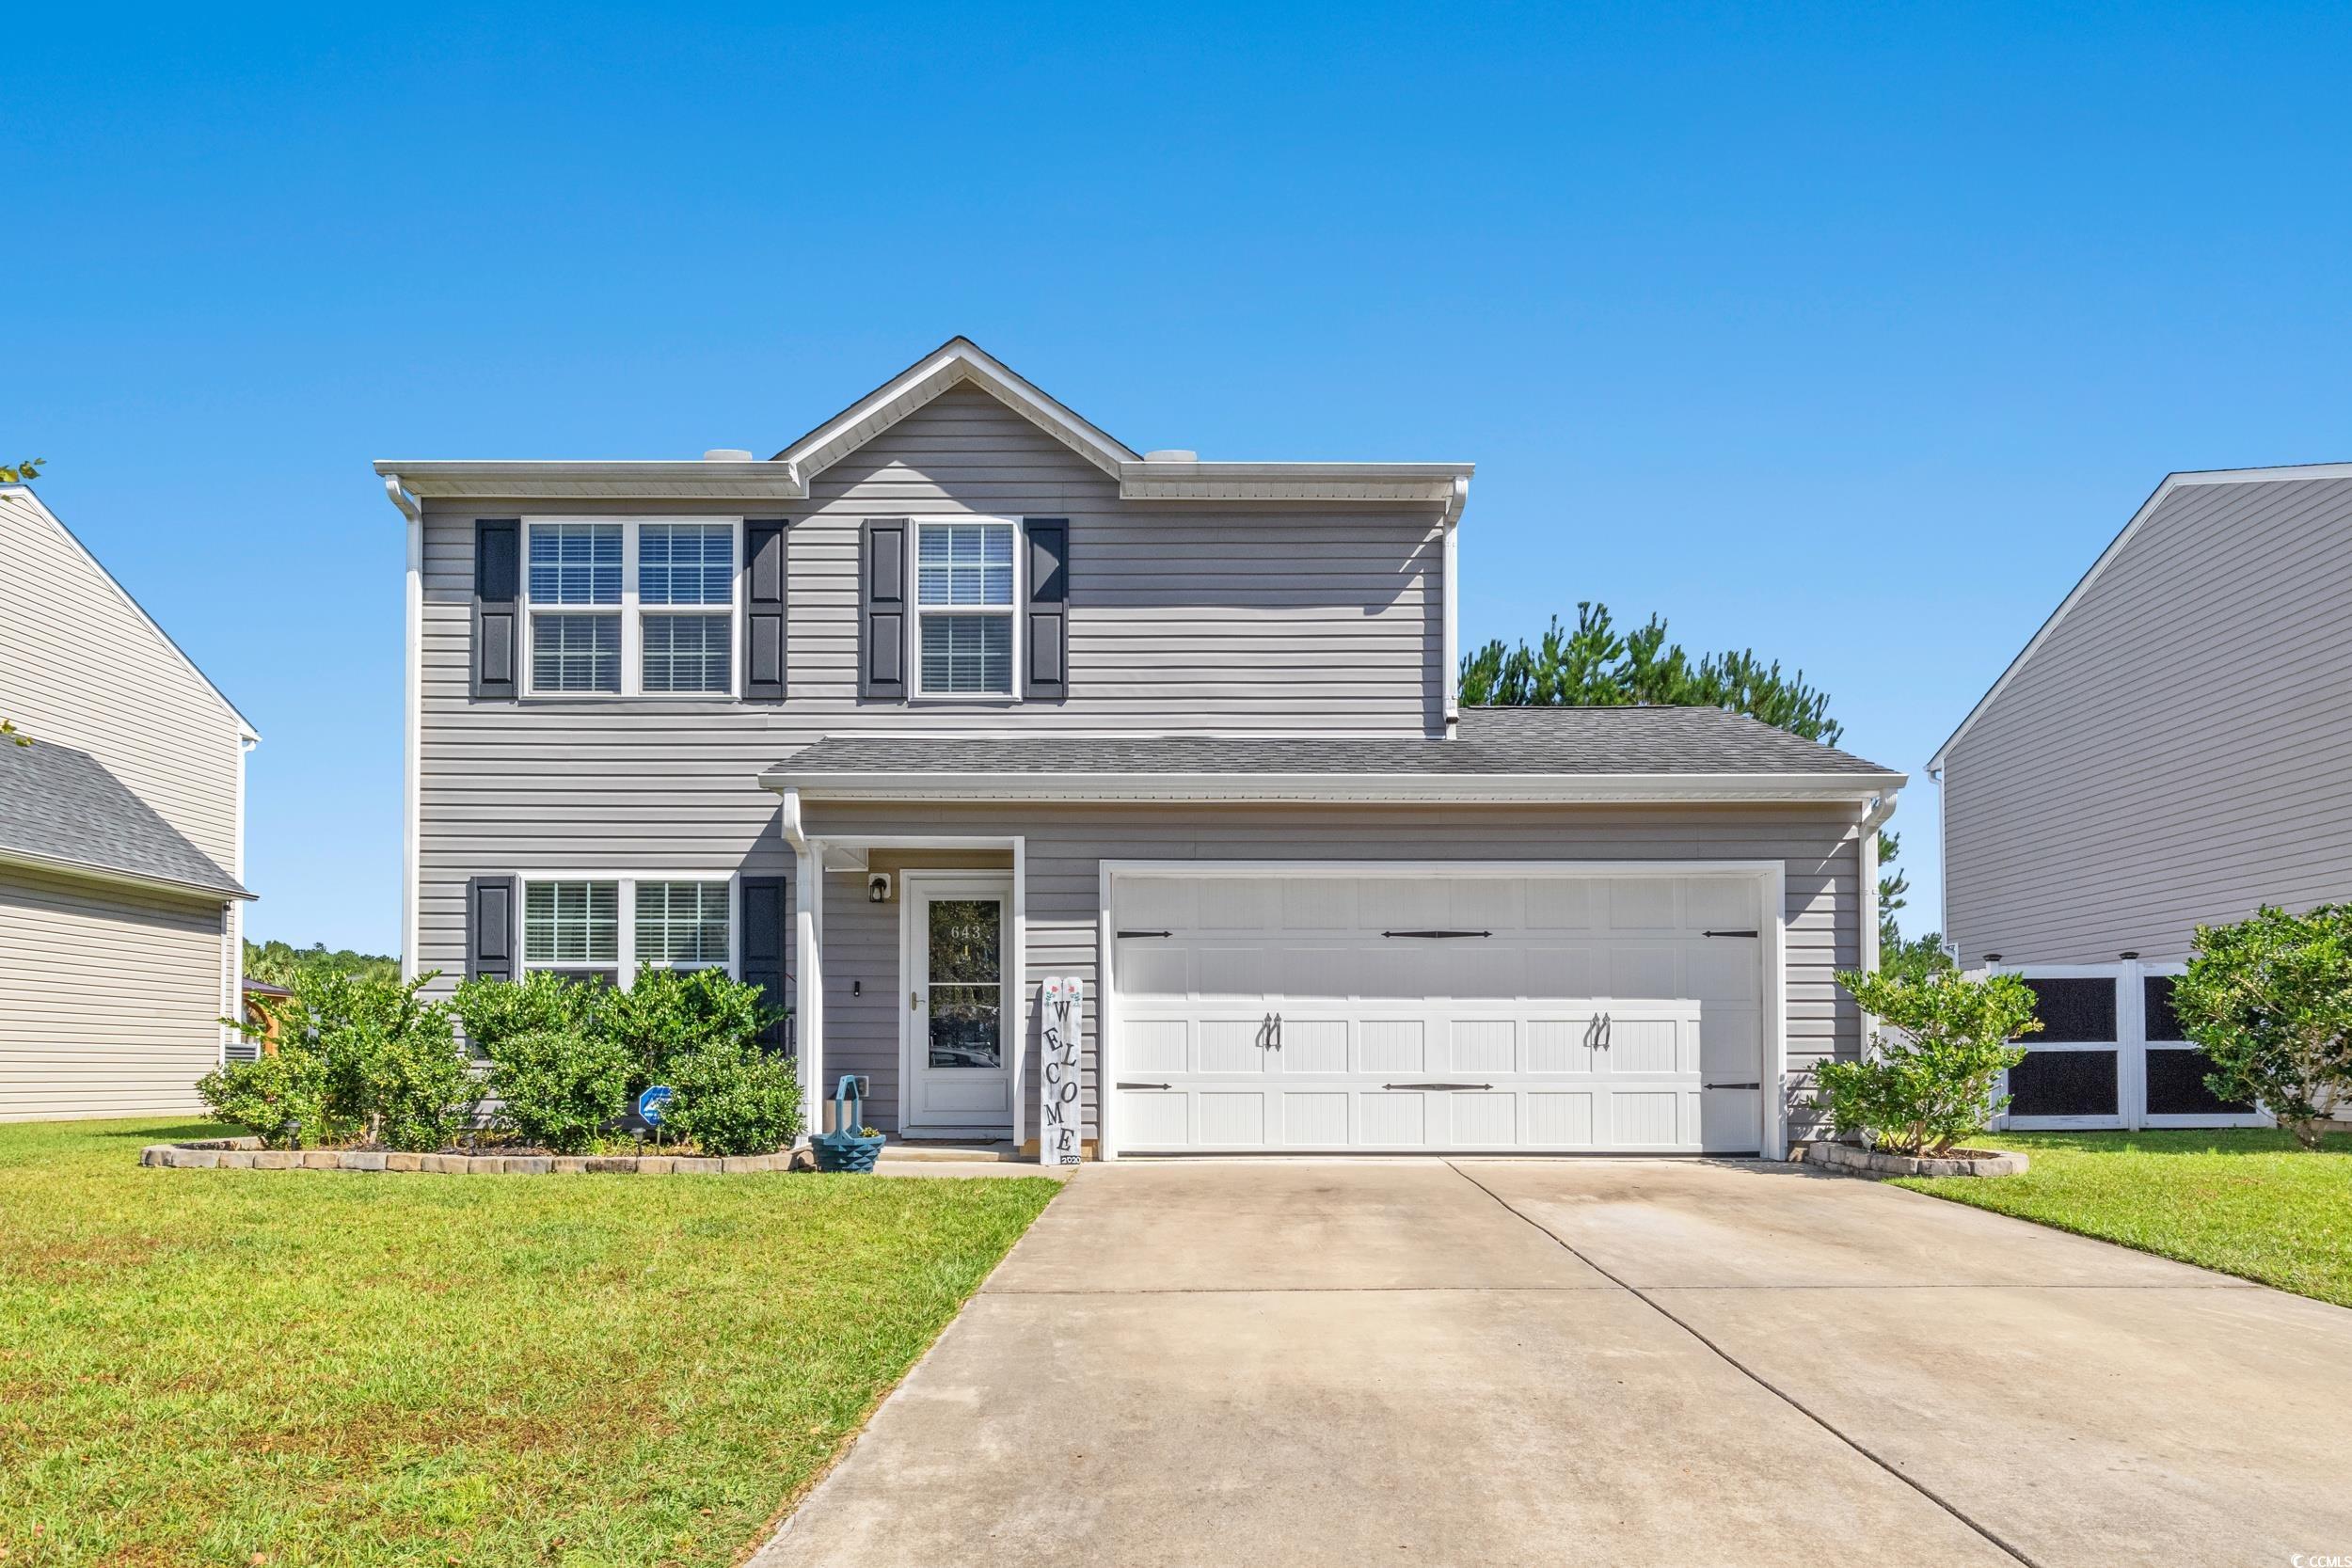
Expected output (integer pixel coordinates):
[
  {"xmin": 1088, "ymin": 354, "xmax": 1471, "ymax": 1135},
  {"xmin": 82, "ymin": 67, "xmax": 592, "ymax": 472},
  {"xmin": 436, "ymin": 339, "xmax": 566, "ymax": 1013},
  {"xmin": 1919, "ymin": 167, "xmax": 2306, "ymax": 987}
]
[
  {"xmin": 1108, "ymin": 868, "xmax": 1771, "ymax": 1154},
  {"xmin": 901, "ymin": 874, "xmax": 1015, "ymax": 1134}
]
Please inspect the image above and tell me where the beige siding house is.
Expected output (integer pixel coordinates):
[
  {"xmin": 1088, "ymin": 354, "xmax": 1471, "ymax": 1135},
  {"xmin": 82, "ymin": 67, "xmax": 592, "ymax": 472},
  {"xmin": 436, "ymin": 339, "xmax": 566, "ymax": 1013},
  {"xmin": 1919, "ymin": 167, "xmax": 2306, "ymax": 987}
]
[
  {"xmin": 0, "ymin": 487, "xmax": 257, "ymax": 1120},
  {"xmin": 379, "ymin": 340, "xmax": 1900, "ymax": 1160}
]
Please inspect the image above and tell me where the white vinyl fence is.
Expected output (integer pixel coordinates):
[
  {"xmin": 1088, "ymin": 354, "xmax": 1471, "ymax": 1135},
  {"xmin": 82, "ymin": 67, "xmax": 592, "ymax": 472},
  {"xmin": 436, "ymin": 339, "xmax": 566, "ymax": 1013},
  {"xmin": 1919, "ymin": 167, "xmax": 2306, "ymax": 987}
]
[{"xmin": 1972, "ymin": 960, "xmax": 2269, "ymax": 1132}]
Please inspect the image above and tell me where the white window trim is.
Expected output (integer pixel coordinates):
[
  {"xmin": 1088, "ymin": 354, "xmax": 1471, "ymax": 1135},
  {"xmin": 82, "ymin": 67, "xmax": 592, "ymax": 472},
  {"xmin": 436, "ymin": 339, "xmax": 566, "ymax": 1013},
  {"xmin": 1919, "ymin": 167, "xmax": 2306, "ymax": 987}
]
[
  {"xmin": 908, "ymin": 515, "xmax": 1025, "ymax": 703},
  {"xmin": 519, "ymin": 516, "xmax": 746, "ymax": 699},
  {"xmin": 516, "ymin": 871, "xmax": 742, "ymax": 984}
]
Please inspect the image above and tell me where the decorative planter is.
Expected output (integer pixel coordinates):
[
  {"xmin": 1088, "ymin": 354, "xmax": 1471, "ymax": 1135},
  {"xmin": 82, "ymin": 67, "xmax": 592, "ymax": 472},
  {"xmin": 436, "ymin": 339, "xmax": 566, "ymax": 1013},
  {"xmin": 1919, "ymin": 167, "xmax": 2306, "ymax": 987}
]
[
  {"xmin": 809, "ymin": 1075, "xmax": 886, "ymax": 1173},
  {"xmin": 139, "ymin": 1139, "xmax": 810, "ymax": 1175},
  {"xmin": 1805, "ymin": 1141, "xmax": 2028, "ymax": 1180}
]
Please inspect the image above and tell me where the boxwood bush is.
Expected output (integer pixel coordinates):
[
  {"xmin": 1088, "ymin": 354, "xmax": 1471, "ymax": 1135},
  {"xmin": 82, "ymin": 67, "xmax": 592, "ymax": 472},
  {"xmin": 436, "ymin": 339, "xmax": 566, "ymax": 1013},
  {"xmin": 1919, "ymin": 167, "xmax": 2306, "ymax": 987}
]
[
  {"xmin": 196, "ymin": 1049, "xmax": 328, "ymax": 1149},
  {"xmin": 482, "ymin": 1028, "xmax": 634, "ymax": 1153},
  {"xmin": 213, "ymin": 970, "xmax": 476, "ymax": 1151},
  {"xmin": 657, "ymin": 1040, "xmax": 803, "ymax": 1157}
]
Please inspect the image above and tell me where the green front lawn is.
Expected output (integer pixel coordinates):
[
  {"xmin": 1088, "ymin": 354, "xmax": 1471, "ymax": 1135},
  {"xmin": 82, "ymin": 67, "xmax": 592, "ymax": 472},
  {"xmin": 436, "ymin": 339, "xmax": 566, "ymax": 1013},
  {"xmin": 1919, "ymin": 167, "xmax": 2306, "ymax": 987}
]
[
  {"xmin": 1895, "ymin": 1128, "xmax": 2352, "ymax": 1307},
  {"xmin": 0, "ymin": 1117, "xmax": 1060, "ymax": 1566}
]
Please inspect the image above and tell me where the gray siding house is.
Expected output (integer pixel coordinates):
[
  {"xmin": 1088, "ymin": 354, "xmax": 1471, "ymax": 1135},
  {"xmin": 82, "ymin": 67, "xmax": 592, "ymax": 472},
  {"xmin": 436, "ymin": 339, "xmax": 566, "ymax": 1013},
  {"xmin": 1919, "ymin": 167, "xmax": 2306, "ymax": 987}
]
[
  {"xmin": 0, "ymin": 486, "xmax": 257, "ymax": 1121},
  {"xmin": 1933, "ymin": 463, "xmax": 2352, "ymax": 1129},
  {"xmin": 378, "ymin": 340, "xmax": 1900, "ymax": 1158}
]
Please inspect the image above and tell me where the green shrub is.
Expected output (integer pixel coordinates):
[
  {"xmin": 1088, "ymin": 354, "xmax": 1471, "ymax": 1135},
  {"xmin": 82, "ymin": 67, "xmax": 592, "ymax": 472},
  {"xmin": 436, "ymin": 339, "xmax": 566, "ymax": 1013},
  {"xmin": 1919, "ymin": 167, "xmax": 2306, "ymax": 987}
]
[
  {"xmin": 2173, "ymin": 903, "xmax": 2352, "ymax": 1148},
  {"xmin": 659, "ymin": 1041, "xmax": 802, "ymax": 1158},
  {"xmin": 485, "ymin": 1029, "xmax": 633, "ymax": 1153},
  {"xmin": 246, "ymin": 969, "xmax": 476, "ymax": 1151},
  {"xmin": 197, "ymin": 1051, "xmax": 328, "ymax": 1148},
  {"xmin": 1816, "ymin": 967, "xmax": 2041, "ymax": 1156},
  {"xmin": 451, "ymin": 969, "xmax": 601, "ymax": 1057},
  {"xmin": 599, "ymin": 967, "xmax": 781, "ymax": 1090}
]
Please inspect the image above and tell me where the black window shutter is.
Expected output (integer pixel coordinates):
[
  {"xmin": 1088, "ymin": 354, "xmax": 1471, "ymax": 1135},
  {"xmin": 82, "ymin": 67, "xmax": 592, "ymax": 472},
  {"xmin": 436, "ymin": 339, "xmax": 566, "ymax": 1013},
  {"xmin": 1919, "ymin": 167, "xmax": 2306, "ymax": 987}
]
[
  {"xmin": 1025, "ymin": 518, "xmax": 1069, "ymax": 701},
  {"xmin": 861, "ymin": 520, "xmax": 907, "ymax": 701},
  {"xmin": 743, "ymin": 520, "xmax": 788, "ymax": 701},
  {"xmin": 739, "ymin": 876, "xmax": 790, "ymax": 1048},
  {"xmin": 467, "ymin": 876, "xmax": 517, "ymax": 981},
  {"xmin": 473, "ymin": 520, "xmax": 521, "ymax": 699}
]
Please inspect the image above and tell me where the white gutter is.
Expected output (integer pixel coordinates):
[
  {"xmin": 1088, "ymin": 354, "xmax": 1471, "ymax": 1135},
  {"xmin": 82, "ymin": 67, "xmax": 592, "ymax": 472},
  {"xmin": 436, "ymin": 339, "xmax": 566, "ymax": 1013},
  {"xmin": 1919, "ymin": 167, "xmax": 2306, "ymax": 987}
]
[
  {"xmin": 0, "ymin": 847, "xmax": 255, "ymax": 903},
  {"xmin": 1441, "ymin": 475, "xmax": 1468, "ymax": 735},
  {"xmin": 758, "ymin": 768, "xmax": 1907, "ymax": 805},
  {"xmin": 383, "ymin": 475, "xmax": 424, "ymax": 982}
]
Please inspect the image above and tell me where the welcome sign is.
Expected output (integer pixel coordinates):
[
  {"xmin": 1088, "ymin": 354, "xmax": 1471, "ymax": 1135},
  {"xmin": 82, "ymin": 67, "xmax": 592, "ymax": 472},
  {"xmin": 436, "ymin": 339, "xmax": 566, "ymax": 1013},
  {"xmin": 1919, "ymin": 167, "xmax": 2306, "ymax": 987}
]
[{"xmin": 1039, "ymin": 975, "xmax": 1084, "ymax": 1165}]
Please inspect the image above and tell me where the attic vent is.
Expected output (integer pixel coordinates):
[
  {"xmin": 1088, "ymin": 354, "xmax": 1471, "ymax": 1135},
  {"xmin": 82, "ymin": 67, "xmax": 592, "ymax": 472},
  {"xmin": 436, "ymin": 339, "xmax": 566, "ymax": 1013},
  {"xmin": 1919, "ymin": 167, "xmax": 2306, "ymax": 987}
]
[
  {"xmin": 1143, "ymin": 449, "xmax": 1198, "ymax": 463},
  {"xmin": 703, "ymin": 448, "xmax": 755, "ymax": 462}
]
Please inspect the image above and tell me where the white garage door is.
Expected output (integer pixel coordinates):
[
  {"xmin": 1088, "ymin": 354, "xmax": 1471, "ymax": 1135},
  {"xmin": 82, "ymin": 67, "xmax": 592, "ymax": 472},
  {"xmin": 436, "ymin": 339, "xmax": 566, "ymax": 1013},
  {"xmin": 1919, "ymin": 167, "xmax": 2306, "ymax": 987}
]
[{"xmin": 1107, "ymin": 868, "xmax": 1771, "ymax": 1155}]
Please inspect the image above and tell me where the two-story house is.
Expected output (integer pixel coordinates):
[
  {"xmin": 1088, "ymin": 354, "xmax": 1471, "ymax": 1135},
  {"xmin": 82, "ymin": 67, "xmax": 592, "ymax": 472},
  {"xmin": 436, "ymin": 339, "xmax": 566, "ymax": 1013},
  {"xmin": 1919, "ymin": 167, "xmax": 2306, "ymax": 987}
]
[
  {"xmin": 377, "ymin": 340, "xmax": 1899, "ymax": 1159},
  {"xmin": 1, "ymin": 485, "xmax": 257, "ymax": 1120}
]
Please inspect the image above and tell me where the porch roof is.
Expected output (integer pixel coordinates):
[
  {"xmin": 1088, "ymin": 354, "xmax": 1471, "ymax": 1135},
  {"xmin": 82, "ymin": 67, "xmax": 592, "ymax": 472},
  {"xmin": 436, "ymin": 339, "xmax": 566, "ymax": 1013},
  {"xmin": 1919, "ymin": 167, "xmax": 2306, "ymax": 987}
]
[{"xmin": 761, "ymin": 706, "xmax": 1904, "ymax": 804}]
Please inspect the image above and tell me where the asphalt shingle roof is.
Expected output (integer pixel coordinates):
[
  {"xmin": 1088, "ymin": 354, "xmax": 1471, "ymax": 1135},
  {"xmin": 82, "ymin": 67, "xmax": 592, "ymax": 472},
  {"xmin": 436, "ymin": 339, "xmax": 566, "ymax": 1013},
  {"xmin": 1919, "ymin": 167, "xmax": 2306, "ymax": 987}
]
[
  {"xmin": 771, "ymin": 705, "xmax": 1899, "ymax": 780},
  {"xmin": 0, "ymin": 737, "xmax": 247, "ymax": 897}
]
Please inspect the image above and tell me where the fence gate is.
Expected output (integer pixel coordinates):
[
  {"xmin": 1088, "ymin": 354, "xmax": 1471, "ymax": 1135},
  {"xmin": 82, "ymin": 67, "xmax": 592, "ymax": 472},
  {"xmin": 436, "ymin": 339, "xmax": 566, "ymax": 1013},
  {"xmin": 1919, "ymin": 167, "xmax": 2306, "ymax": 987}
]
[{"xmin": 1976, "ymin": 960, "xmax": 2268, "ymax": 1132}]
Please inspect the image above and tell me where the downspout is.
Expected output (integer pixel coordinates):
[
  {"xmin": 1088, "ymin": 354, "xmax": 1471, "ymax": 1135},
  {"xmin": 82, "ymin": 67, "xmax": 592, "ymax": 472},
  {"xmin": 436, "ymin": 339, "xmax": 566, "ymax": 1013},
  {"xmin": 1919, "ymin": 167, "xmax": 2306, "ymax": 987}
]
[
  {"xmin": 382, "ymin": 475, "xmax": 423, "ymax": 982},
  {"xmin": 1853, "ymin": 790, "xmax": 1900, "ymax": 1088},
  {"xmin": 1440, "ymin": 475, "xmax": 1468, "ymax": 736}
]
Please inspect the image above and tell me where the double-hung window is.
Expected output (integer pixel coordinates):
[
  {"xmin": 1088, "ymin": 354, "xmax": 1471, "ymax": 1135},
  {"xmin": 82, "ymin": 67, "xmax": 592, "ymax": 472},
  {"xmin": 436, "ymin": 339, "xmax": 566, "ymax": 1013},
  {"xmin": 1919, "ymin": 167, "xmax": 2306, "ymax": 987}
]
[
  {"xmin": 914, "ymin": 520, "xmax": 1017, "ymax": 697},
  {"xmin": 520, "ymin": 875, "xmax": 735, "ymax": 987},
  {"xmin": 522, "ymin": 519, "xmax": 739, "ymax": 696}
]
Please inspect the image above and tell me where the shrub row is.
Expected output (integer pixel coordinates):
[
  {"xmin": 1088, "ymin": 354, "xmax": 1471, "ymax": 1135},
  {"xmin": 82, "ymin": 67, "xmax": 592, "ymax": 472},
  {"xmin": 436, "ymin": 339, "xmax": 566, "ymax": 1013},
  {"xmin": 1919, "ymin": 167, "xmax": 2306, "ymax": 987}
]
[{"xmin": 199, "ymin": 967, "xmax": 799, "ymax": 1156}]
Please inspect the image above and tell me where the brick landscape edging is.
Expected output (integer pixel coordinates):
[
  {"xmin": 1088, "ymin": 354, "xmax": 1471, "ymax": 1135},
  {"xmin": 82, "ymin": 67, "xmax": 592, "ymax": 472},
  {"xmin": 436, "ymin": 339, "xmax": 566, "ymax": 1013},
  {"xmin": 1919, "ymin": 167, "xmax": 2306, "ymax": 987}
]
[
  {"xmin": 139, "ymin": 1139, "xmax": 804, "ymax": 1174},
  {"xmin": 1804, "ymin": 1141, "xmax": 2027, "ymax": 1179}
]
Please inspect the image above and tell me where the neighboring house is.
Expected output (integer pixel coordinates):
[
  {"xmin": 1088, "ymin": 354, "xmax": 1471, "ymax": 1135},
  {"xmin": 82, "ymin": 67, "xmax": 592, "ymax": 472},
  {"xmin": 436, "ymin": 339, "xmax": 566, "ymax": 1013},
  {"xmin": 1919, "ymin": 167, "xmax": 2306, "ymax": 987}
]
[
  {"xmin": 0, "ymin": 486, "xmax": 258, "ymax": 1121},
  {"xmin": 377, "ymin": 339, "xmax": 1901, "ymax": 1158},
  {"xmin": 1932, "ymin": 462, "xmax": 2352, "ymax": 1129}
]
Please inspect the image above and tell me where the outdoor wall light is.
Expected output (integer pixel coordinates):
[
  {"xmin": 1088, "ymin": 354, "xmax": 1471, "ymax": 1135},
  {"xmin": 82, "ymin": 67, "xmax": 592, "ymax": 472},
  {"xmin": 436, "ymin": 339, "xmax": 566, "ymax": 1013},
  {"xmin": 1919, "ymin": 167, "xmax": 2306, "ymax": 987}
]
[{"xmin": 867, "ymin": 873, "xmax": 893, "ymax": 904}]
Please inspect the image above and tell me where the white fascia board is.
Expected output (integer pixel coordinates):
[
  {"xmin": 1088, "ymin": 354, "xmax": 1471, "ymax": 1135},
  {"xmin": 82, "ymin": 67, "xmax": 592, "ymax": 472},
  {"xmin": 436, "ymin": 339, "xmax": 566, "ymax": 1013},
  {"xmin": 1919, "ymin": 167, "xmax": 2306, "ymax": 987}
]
[
  {"xmin": 369, "ymin": 460, "xmax": 806, "ymax": 501},
  {"xmin": 1928, "ymin": 460, "xmax": 2352, "ymax": 772},
  {"xmin": 0, "ymin": 846, "xmax": 254, "ymax": 903},
  {"xmin": 759, "ymin": 769, "xmax": 1904, "ymax": 804},
  {"xmin": 1116, "ymin": 461, "xmax": 1476, "ymax": 505}
]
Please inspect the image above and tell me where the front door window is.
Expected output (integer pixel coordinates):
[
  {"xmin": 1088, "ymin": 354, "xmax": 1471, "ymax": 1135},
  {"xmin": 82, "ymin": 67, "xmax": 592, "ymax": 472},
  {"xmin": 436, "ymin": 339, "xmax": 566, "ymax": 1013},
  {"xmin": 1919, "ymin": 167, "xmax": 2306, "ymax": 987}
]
[{"xmin": 927, "ymin": 897, "xmax": 1003, "ymax": 1069}]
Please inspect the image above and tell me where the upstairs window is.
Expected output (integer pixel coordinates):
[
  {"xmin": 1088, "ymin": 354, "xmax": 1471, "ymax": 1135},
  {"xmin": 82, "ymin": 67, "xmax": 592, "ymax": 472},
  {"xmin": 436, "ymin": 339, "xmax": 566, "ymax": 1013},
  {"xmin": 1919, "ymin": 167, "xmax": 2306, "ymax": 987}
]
[
  {"xmin": 521, "ymin": 519, "xmax": 739, "ymax": 697},
  {"xmin": 527, "ymin": 524, "xmax": 623, "ymax": 693},
  {"xmin": 915, "ymin": 520, "xmax": 1016, "ymax": 696}
]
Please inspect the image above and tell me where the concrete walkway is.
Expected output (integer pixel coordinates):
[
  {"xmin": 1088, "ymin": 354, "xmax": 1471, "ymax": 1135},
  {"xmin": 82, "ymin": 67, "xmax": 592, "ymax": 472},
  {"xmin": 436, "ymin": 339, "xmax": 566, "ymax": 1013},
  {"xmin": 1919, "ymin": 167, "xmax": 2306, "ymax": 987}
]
[{"xmin": 753, "ymin": 1159, "xmax": 2352, "ymax": 1568}]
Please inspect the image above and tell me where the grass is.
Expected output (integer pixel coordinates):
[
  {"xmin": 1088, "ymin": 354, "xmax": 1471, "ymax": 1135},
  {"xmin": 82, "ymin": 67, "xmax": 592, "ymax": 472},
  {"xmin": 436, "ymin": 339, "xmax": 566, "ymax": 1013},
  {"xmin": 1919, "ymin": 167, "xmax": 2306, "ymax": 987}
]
[
  {"xmin": 1893, "ymin": 1128, "xmax": 2352, "ymax": 1307},
  {"xmin": 0, "ymin": 1117, "xmax": 1061, "ymax": 1567}
]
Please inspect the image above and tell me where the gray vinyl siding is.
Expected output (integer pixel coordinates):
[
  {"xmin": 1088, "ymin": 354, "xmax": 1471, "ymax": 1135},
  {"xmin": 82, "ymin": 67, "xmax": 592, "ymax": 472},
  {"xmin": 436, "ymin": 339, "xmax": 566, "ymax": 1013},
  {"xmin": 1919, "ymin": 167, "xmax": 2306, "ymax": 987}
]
[
  {"xmin": 0, "ymin": 866, "xmax": 230, "ymax": 1121},
  {"xmin": 797, "ymin": 800, "xmax": 1866, "ymax": 1139},
  {"xmin": 413, "ymin": 381, "xmax": 1447, "ymax": 994},
  {"xmin": 1943, "ymin": 475, "xmax": 2352, "ymax": 965}
]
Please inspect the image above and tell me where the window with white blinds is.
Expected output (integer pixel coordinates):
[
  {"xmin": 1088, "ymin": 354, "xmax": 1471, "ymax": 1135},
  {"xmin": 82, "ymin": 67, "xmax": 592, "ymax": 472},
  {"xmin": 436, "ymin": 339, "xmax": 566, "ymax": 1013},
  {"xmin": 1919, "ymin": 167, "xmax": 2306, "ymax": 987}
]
[{"xmin": 521, "ymin": 520, "xmax": 739, "ymax": 696}]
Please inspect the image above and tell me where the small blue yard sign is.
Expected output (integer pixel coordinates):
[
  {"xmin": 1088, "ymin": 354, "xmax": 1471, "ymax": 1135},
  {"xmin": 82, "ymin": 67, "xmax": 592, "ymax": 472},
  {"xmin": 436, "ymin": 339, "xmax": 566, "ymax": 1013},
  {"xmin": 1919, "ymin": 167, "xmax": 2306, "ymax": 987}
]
[{"xmin": 637, "ymin": 1085, "xmax": 673, "ymax": 1127}]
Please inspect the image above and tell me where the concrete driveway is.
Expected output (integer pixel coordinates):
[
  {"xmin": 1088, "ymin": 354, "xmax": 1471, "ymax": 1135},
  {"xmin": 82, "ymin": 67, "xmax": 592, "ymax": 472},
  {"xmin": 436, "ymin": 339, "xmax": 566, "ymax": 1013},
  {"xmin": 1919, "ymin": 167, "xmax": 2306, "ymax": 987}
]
[{"xmin": 755, "ymin": 1160, "xmax": 2352, "ymax": 1568}]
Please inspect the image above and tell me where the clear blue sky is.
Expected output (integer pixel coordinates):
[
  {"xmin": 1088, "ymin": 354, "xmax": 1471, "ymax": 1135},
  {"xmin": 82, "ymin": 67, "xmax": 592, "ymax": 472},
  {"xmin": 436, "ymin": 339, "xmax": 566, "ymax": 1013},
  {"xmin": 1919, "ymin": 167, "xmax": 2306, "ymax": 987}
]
[{"xmin": 9, "ymin": 3, "xmax": 2348, "ymax": 957}]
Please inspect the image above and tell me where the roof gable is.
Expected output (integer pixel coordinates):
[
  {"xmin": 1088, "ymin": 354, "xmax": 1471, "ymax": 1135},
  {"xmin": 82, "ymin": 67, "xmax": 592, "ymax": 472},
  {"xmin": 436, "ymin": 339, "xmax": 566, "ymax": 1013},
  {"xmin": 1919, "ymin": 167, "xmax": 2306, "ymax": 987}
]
[
  {"xmin": 1930, "ymin": 462, "xmax": 2352, "ymax": 773},
  {"xmin": 1, "ymin": 486, "xmax": 258, "ymax": 741},
  {"xmin": 773, "ymin": 337, "xmax": 1138, "ymax": 483}
]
